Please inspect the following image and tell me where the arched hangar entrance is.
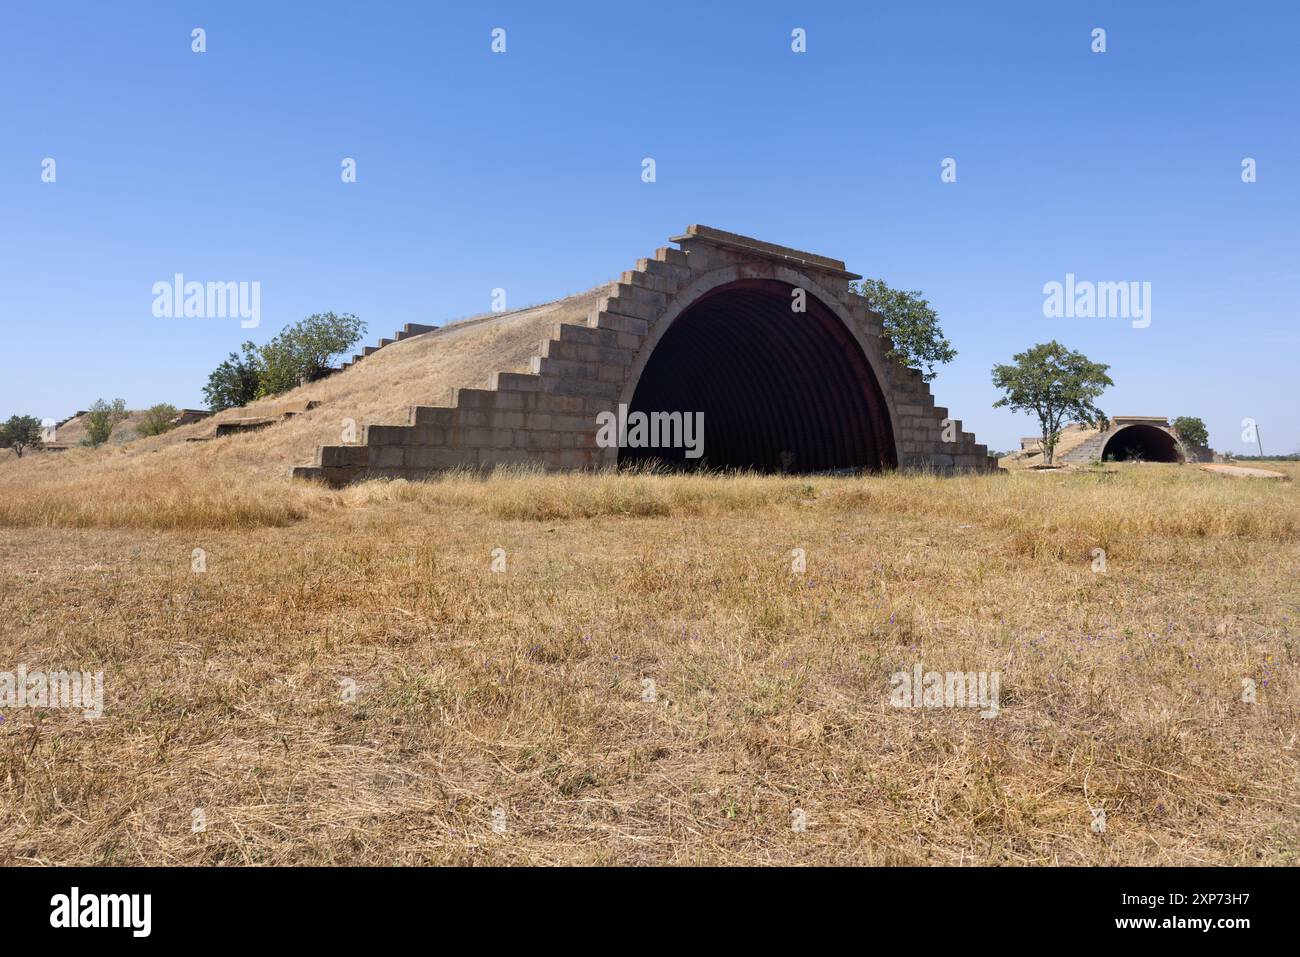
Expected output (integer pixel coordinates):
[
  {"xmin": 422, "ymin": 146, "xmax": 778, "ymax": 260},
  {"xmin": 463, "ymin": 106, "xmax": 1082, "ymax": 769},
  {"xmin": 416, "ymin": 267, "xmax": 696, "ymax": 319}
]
[
  {"xmin": 619, "ymin": 279, "xmax": 897, "ymax": 472},
  {"xmin": 294, "ymin": 226, "xmax": 1001, "ymax": 485},
  {"xmin": 1102, "ymin": 424, "xmax": 1184, "ymax": 463}
]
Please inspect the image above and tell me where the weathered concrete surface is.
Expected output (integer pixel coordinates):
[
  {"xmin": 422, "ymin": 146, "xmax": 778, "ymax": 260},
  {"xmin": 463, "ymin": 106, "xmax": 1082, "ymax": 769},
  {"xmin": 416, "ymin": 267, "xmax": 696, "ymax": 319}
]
[
  {"xmin": 1058, "ymin": 416, "xmax": 1194, "ymax": 464},
  {"xmin": 293, "ymin": 225, "xmax": 999, "ymax": 484}
]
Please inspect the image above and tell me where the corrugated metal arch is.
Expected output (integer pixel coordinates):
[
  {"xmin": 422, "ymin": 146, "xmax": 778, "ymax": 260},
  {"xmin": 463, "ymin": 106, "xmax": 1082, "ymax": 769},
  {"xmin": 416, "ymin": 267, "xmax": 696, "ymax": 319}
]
[
  {"xmin": 619, "ymin": 279, "xmax": 897, "ymax": 472},
  {"xmin": 1101, "ymin": 424, "xmax": 1184, "ymax": 462}
]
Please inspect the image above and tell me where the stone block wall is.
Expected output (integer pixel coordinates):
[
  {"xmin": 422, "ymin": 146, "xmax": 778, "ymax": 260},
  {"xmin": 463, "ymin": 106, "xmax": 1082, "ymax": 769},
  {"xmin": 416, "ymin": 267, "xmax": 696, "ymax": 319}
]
[{"xmin": 292, "ymin": 226, "xmax": 999, "ymax": 484}]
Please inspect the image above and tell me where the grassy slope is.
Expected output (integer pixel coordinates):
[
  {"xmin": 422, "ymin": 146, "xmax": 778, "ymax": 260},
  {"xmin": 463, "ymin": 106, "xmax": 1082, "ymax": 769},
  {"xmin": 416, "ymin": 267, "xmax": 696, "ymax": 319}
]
[
  {"xmin": 999, "ymin": 424, "xmax": 1100, "ymax": 468},
  {"xmin": 2, "ymin": 287, "xmax": 603, "ymax": 488},
  {"xmin": 0, "ymin": 463, "xmax": 1297, "ymax": 864}
]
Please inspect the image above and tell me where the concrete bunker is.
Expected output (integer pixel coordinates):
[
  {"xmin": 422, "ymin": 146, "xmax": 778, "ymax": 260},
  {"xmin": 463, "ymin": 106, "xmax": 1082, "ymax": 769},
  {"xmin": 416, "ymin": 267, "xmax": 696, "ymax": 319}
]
[
  {"xmin": 293, "ymin": 226, "xmax": 1000, "ymax": 485},
  {"xmin": 620, "ymin": 279, "xmax": 896, "ymax": 472},
  {"xmin": 1102, "ymin": 423, "xmax": 1184, "ymax": 462}
]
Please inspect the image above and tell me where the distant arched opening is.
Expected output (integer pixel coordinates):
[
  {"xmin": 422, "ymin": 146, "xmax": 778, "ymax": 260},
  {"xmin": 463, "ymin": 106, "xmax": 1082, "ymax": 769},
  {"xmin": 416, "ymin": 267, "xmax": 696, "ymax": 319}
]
[{"xmin": 1102, "ymin": 424, "xmax": 1183, "ymax": 463}]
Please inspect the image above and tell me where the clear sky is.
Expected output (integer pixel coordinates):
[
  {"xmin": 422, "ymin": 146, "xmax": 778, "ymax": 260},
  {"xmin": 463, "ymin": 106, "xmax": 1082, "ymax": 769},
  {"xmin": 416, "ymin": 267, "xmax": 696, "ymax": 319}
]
[{"xmin": 2, "ymin": 1, "xmax": 1296, "ymax": 454}]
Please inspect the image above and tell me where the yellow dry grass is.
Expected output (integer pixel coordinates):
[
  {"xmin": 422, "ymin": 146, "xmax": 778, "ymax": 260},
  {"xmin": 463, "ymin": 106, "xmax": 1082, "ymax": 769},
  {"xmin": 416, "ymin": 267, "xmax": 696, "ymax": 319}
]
[
  {"xmin": 0, "ymin": 458, "xmax": 1297, "ymax": 865},
  {"xmin": 22, "ymin": 286, "xmax": 604, "ymax": 483}
]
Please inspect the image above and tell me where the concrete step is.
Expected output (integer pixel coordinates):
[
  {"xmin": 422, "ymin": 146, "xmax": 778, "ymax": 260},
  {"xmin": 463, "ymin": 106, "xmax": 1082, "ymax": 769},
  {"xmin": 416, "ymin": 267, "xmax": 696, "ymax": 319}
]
[{"xmin": 342, "ymin": 323, "xmax": 439, "ymax": 371}]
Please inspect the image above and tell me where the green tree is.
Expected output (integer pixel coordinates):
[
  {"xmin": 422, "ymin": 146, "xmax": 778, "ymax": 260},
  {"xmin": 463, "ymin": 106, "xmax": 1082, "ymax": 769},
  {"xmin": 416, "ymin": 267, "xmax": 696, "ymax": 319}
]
[
  {"xmin": 255, "ymin": 312, "xmax": 365, "ymax": 397},
  {"xmin": 137, "ymin": 403, "xmax": 180, "ymax": 436},
  {"xmin": 202, "ymin": 341, "xmax": 263, "ymax": 411},
  {"xmin": 0, "ymin": 414, "xmax": 45, "ymax": 457},
  {"xmin": 1171, "ymin": 416, "xmax": 1209, "ymax": 449},
  {"xmin": 255, "ymin": 335, "xmax": 305, "ymax": 398},
  {"xmin": 849, "ymin": 279, "xmax": 956, "ymax": 382},
  {"xmin": 84, "ymin": 398, "xmax": 129, "ymax": 447},
  {"xmin": 991, "ymin": 341, "xmax": 1113, "ymax": 465}
]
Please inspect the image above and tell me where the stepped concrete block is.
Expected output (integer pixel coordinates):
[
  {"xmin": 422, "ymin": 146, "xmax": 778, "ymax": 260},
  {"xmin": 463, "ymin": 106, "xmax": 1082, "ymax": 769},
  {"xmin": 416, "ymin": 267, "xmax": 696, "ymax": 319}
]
[
  {"xmin": 488, "ymin": 391, "xmax": 525, "ymax": 411},
  {"xmin": 478, "ymin": 449, "xmax": 535, "ymax": 469},
  {"xmin": 407, "ymin": 447, "xmax": 475, "ymax": 469},
  {"xmin": 523, "ymin": 430, "xmax": 564, "ymax": 450},
  {"xmin": 536, "ymin": 357, "xmax": 601, "ymax": 380},
  {"xmin": 655, "ymin": 246, "xmax": 689, "ymax": 268},
  {"xmin": 623, "ymin": 269, "xmax": 677, "ymax": 295},
  {"xmin": 599, "ymin": 292, "xmax": 659, "ymax": 322},
  {"xmin": 592, "ymin": 310, "xmax": 649, "ymax": 336},
  {"xmin": 549, "ymin": 413, "xmax": 594, "ymax": 432},
  {"xmin": 541, "ymin": 376, "xmax": 621, "ymax": 399},
  {"xmin": 292, "ymin": 225, "xmax": 999, "ymax": 482},
  {"xmin": 522, "ymin": 412, "xmax": 554, "ymax": 430},
  {"xmin": 638, "ymin": 257, "xmax": 691, "ymax": 283},
  {"xmin": 371, "ymin": 445, "xmax": 406, "ymax": 468},
  {"xmin": 488, "ymin": 411, "xmax": 525, "ymax": 430},
  {"xmin": 364, "ymin": 424, "xmax": 410, "ymax": 446},
  {"xmin": 410, "ymin": 406, "xmax": 454, "ymax": 427},
  {"xmin": 410, "ymin": 427, "xmax": 446, "ymax": 445},
  {"xmin": 318, "ymin": 445, "xmax": 370, "ymax": 468},
  {"xmin": 490, "ymin": 372, "xmax": 542, "ymax": 392},
  {"xmin": 543, "ymin": 339, "xmax": 636, "ymax": 367},
  {"xmin": 554, "ymin": 323, "xmax": 619, "ymax": 347},
  {"xmin": 452, "ymin": 388, "xmax": 498, "ymax": 409}
]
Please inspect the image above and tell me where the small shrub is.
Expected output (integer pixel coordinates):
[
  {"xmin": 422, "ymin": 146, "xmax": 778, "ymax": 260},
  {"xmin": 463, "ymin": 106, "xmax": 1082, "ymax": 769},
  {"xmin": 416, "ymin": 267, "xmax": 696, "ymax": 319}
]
[
  {"xmin": 137, "ymin": 403, "xmax": 180, "ymax": 437},
  {"xmin": 84, "ymin": 398, "xmax": 128, "ymax": 446}
]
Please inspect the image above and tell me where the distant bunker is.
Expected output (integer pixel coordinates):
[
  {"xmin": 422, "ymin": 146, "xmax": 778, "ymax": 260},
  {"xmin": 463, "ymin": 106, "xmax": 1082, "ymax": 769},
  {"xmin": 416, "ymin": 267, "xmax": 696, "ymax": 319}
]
[
  {"xmin": 1101, "ymin": 422, "xmax": 1184, "ymax": 463},
  {"xmin": 1053, "ymin": 416, "xmax": 1201, "ymax": 465}
]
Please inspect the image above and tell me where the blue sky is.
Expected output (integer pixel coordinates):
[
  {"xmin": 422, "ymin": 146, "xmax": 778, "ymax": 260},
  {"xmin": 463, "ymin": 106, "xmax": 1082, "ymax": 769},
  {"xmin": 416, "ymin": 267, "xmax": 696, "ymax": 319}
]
[{"xmin": 2, "ymin": 1, "xmax": 1296, "ymax": 454}]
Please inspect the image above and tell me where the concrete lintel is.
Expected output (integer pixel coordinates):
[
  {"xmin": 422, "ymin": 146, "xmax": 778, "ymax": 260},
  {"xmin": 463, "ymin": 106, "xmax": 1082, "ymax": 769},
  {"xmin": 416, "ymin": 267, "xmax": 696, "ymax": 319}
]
[
  {"xmin": 1110, "ymin": 415, "xmax": 1171, "ymax": 426},
  {"xmin": 670, "ymin": 224, "xmax": 862, "ymax": 280}
]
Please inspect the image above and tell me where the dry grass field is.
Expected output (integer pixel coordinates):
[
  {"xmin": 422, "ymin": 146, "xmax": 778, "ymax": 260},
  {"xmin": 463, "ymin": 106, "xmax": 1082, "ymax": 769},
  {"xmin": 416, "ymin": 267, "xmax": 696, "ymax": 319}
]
[{"xmin": 1, "ymin": 454, "xmax": 1297, "ymax": 865}]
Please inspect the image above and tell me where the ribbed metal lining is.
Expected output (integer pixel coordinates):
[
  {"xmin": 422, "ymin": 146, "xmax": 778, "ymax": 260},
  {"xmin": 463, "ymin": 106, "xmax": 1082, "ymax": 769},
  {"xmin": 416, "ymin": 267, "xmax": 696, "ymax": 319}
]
[{"xmin": 621, "ymin": 279, "xmax": 896, "ymax": 472}]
